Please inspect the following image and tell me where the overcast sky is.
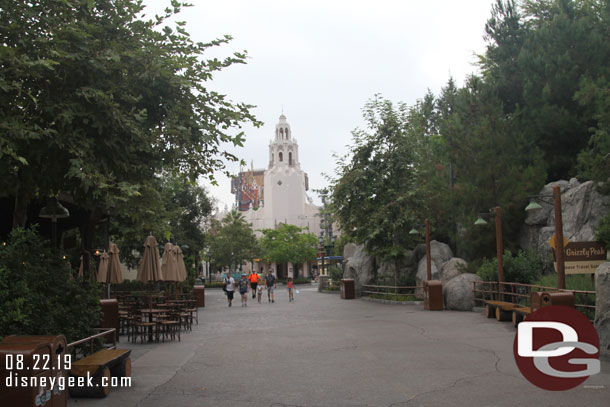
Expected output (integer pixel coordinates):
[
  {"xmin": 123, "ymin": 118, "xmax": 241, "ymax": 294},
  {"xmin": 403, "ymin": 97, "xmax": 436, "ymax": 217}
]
[{"xmin": 142, "ymin": 0, "xmax": 497, "ymax": 210}]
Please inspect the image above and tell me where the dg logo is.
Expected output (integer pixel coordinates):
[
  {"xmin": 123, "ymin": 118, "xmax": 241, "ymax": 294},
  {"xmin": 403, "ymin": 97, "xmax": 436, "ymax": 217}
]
[{"xmin": 513, "ymin": 305, "xmax": 601, "ymax": 391}]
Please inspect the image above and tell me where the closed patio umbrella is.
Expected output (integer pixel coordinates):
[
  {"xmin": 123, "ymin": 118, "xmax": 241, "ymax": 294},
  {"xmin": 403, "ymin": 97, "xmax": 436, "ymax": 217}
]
[
  {"xmin": 173, "ymin": 245, "xmax": 188, "ymax": 298},
  {"xmin": 161, "ymin": 242, "xmax": 179, "ymax": 299},
  {"xmin": 105, "ymin": 243, "xmax": 124, "ymax": 298},
  {"xmin": 96, "ymin": 251, "xmax": 109, "ymax": 283},
  {"xmin": 137, "ymin": 235, "xmax": 163, "ymax": 309},
  {"xmin": 174, "ymin": 245, "xmax": 188, "ymax": 283}
]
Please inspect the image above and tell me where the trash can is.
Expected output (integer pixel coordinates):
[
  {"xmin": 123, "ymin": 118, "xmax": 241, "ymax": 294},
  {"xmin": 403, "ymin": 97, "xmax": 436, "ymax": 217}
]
[
  {"xmin": 193, "ymin": 285, "xmax": 205, "ymax": 307},
  {"xmin": 340, "ymin": 279, "xmax": 355, "ymax": 299},
  {"xmin": 100, "ymin": 299, "xmax": 119, "ymax": 342},
  {"xmin": 424, "ymin": 280, "xmax": 443, "ymax": 311},
  {"xmin": 531, "ymin": 291, "xmax": 574, "ymax": 312},
  {"xmin": 0, "ymin": 337, "xmax": 68, "ymax": 407}
]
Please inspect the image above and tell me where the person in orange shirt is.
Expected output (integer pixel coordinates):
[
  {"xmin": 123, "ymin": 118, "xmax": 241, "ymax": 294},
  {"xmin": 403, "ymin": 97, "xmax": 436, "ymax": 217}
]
[{"xmin": 248, "ymin": 270, "xmax": 260, "ymax": 299}]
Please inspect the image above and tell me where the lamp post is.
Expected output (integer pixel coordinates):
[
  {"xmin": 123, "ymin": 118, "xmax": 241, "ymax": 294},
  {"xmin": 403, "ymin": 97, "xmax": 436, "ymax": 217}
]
[
  {"xmin": 318, "ymin": 193, "xmax": 336, "ymax": 279},
  {"xmin": 525, "ymin": 185, "xmax": 566, "ymax": 289},
  {"xmin": 39, "ymin": 197, "xmax": 70, "ymax": 250},
  {"xmin": 409, "ymin": 218, "xmax": 432, "ymax": 281},
  {"xmin": 475, "ymin": 207, "xmax": 504, "ymax": 300}
]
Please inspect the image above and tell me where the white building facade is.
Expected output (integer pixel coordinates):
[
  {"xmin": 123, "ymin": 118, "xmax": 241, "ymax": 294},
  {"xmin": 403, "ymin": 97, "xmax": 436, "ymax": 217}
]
[{"xmin": 232, "ymin": 115, "xmax": 322, "ymax": 278}]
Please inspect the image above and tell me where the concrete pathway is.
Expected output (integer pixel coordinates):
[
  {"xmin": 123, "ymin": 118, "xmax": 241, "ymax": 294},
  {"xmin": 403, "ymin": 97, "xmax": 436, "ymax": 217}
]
[{"xmin": 69, "ymin": 285, "xmax": 610, "ymax": 407}]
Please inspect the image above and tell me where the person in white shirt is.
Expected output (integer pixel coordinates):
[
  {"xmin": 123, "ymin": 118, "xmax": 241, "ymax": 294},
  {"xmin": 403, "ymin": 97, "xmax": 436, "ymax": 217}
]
[{"xmin": 224, "ymin": 273, "xmax": 236, "ymax": 307}]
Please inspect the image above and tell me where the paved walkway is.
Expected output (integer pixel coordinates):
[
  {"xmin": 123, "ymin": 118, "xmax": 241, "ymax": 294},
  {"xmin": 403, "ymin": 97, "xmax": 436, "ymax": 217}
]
[{"xmin": 70, "ymin": 285, "xmax": 609, "ymax": 407}]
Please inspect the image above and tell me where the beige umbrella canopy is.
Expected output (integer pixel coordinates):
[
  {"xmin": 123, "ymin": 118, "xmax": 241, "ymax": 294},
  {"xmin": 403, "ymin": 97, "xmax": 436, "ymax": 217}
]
[
  {"xmin": 161, "ymin": 243, "xmax": 179, "ymax": 282},
  {"xmin": 137, "ymin": 236, "xmax": 163, "ymax": 283},
  {"xmin": 96, "ymin": 251, "xmax": 109, "ymax": 283},
  {"xmin": 137, "ymin": 235, "xmax": 163, "ymax": 310},
  {"xmin": 107, "ymin": 243, "xmax": 124, "ymax": 284},
  {"xmin": 173, "ymin": 245, "xmax": 188, "ymax": 283}
]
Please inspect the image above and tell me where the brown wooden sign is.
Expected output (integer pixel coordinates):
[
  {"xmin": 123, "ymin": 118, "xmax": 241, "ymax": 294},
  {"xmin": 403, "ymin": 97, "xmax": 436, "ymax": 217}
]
[{"xmin": 553, "ymin": 241, "xmax": 607, "ymax": 275}]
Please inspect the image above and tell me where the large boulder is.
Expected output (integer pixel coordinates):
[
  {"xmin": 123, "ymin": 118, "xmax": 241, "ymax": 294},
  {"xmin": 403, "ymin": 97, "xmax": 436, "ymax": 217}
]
[
  {"xmin": 415, "ymin": 258, "xmax": 440, "ymax": 298},
  {"xmin": 444, "ymin": 273, "xmax": 483, "ymax": 311},
  {"xmin": 376, "ymin": 255, "xmax": 415, "ymax": 281},
  {"xmin": 413, "ymin": 240, "xmax": 453, "ymax": 267},
  {"xmin": 520, "ymin": 179, "xmax": 610, "ymax": 256},
  {"xmin": 440, "ymin": 257, "xmax": 468, "ymax": 283},
  {"xmin": 343, "ymin": 244, "xmax": 375, "ymax": 297},
  {"xmin": 343, "ymin": 243, "xmax": 358, "ymax": 260},
  {"xmin": 414, "ymin": 241, "xmax": 454, "ymax": 298},
  {"xmin": 595, "ymin": 262, "xmax": 610, "ymax": 358}
]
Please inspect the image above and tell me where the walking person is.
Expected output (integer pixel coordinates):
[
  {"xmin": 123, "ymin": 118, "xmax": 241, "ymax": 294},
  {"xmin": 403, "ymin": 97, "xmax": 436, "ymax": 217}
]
[
  {"xmin": 248, "ymin": 270, "xmax": 260, "ymax": 299},
  {"xmin": 238, "ymin": 274, "xmax": 249, "ymax": 307},
  {"xmin": 256, "ymin": 283, "xmax": 264, "ymax": 303},
  {"xmin": 224, "ymin": 272, "xmax": 235, "ymax": 307},
  {"xmin": 266, "ymin": 269, "xmax": 276, "ymax": 303},
  {"xmin": 287, "ymin": 277, "xmax": 294, "ymax": 302}
]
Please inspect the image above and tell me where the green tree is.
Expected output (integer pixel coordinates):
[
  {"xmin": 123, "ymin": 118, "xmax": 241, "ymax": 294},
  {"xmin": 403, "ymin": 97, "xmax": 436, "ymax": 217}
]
[
  {"xmin": 0, "ymin": 0, "xmax": 260, "ymax": 228},
  {"xmin": 330, "ymin": 96, "xmax": 421, "ymax": 285},
  {"xmin": 259, "ymin": 224, "xmax": 317, "ymax": 277},
  {"xmin": 208, "ymin": 210, "xmax": 258, "ymax": 273},
  {"xmin": 0, "ymin": 228, "xmax": 100, "ymax": 341},
  {"xmin": 109, "ymin": 174, "xmax": 213, "ymax": 268}
]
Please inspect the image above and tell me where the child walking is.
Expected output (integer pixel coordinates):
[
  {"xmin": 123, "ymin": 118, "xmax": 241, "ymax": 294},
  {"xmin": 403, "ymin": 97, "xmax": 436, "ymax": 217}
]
[
  {"xmin": 257, "ymin": 283, "xmax": 264, "ymax": 303},
  {"xmin": 287, "ymin": 277, "xmax": 294, "ymax": 302}
]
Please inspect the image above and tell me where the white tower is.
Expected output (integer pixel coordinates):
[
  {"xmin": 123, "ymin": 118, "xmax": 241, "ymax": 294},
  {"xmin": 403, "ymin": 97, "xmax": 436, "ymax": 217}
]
[{"xmin": 264, "ymin": 114, "xmax": 310, "ymax": 228}]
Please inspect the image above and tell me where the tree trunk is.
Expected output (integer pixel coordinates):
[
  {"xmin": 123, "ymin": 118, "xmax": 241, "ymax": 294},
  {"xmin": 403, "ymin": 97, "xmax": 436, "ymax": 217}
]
[{"xmin": 12, "ymin": 179, "xmax": 31, "ymax": 229}]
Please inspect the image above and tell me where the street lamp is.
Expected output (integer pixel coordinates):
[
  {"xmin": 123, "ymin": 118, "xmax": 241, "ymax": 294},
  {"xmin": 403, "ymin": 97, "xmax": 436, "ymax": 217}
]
[
  {"xmin": 318, "ymin": 192, "xmax": 336, "ymax": 279},
  {"xmin": 475, "ymin": 206, "xmax": 504, "ymax": 300},
  {"xmin": 39, "ymin": 197, "xmax": 70, "ymax": 249},
  {"xmin": 525, "ymin": 185, "xmax": 566, "ymax": 289},
  {"xmin": 409, "ymin": 219, "xmax": 432, "ymax": 281}
]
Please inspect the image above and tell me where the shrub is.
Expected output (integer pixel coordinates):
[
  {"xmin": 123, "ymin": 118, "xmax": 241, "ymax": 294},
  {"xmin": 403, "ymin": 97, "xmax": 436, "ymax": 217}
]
[
  {"xmin": 0, "ymin": 228, "xmax": 101, "ymax": 342},
  {"xmin": 475, "ymin": 250, "xmax": 551, "ymax": 284},
  {"xmin": 596, "ymin": 214, "xmax": 610, "ymax": 251},
  {"xmin": 369, "ymin": 293, "xmax": 418, "ymax": 302},
  {"xmin": 328, "ymin": 265, "xmax": 343, "ymax": 281}
]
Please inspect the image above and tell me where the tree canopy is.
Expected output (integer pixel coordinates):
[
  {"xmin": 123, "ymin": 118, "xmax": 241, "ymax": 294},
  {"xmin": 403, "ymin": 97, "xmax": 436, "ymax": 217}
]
[
  {"xmin": 329, "ymin": 0, "xmax": 609, "ymax": 262},
  {"xmin": 259, "ymin": 224, "xmax": 317, "ymax": 276},
  {"xmin": 208, "ymin": 210, "xmax": 258, "ymax": 272},
  {"xmin": 0, "ymin": 0, "xmax": 260, "ymax": 228}
]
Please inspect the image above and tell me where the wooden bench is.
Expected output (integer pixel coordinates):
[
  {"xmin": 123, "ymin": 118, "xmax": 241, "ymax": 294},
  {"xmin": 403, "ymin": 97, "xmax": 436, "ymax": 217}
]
[
  {"xmin": 511, "ymin": 306, "xmax": 531, "ymax": 327},
  {"xmin": 69, "ymin": 349, "xmax": 131, "ymax": 398},
  {"xmin": 484, "ymin": 300, "xmax": 518, "ymax": 322}
]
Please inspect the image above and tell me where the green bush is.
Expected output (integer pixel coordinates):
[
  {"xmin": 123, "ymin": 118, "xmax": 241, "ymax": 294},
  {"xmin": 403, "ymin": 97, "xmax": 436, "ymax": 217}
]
[
  {"xmin": 596, "ymin": 214, "xmax": 610, "ymax": 251},
  {"xmin": 0, "ymin": 228, "xmax": 101, "ymax": 342},
  {"xmin": 328, "ymin": 265, "xmax": 344, "ymax": 281},
  {"xmin": 293, "ymin": 277, "xmax": 312, "ymax": 285},
  {"xmin": 111, "ymin": 279, "xmax": 146, "ymax": 292},
  {"xmin": 533, "ymin": 274, "xmax": 595, "ymax": 291},
  {"xmin": 476, "ymin": 250, "xmax": 551, "ymax": 284},
  {"xmin": 369, "ymin": 293, "xmax": 418, "ymax": 302}
]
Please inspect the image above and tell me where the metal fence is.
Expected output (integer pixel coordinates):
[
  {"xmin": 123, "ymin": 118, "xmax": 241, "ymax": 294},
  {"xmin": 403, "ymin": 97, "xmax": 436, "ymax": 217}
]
[{"xmin": 473, "ymin": 281, "xmax": 596, "ymax": 320}]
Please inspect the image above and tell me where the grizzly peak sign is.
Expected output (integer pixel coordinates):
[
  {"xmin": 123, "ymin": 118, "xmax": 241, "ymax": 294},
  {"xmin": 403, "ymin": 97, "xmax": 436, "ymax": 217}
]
[{"xmin": 552, "ymin": 242, "xmax": 607, "ymax": 275}]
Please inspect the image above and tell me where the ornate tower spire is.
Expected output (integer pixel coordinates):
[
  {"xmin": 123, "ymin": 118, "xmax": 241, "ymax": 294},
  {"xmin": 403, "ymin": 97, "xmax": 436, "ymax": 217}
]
[{"xmin": 269, "ymin": 114, "xmax": 299, "ymax": 169}]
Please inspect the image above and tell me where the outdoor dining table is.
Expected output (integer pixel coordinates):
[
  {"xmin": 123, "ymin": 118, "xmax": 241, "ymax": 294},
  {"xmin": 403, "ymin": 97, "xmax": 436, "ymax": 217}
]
[{"xmin": 139, "ymin": 309, "xmax": 166, "ymax": 342}]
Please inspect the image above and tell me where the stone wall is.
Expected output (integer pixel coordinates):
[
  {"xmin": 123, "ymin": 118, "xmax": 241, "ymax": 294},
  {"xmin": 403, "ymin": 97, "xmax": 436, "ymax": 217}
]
[{"xmin": 595, "ymin": 262, "xmax": 610, "ymax": 358}]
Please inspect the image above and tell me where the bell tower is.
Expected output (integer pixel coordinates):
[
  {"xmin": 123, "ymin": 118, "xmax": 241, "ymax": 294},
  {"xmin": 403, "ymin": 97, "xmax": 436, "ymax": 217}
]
[{"xmin": 269, "ymin": 114, "xmax": 299, "ymax": 169}]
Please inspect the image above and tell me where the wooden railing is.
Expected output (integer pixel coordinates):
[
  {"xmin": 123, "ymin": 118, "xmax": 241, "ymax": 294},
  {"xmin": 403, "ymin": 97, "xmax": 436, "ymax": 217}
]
[
  {"xmin": 361, "ymin": 284, "xmax": 421, "ymax": 301},
  {"xmin": 67, "ymin": 328, "xmax": 116, "ymax": 357},
  {"xmin": 473, "ymin": 281, "xmax": 596, "ymax": 320}
]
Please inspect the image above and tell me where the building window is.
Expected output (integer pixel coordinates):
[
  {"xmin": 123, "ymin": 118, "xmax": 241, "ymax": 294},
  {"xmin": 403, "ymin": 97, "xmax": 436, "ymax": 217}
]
[
  {"xmin": 285, "ymin": 128, "xmax": 290, "ymax": 138},
  {"xmin": 272, "ymin": 153, "xmax": 274, "ymax": 163},
  {"xmin": 279, "ymin": 152, "xmax": 283, "ymax": 162},
  {"xmin": 280, "ymin": 128, "xmax": 284, "ymax": 139},
  {"xmin": 289, "ymin": 152, "xmax": 292, "ymax": 165}
]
